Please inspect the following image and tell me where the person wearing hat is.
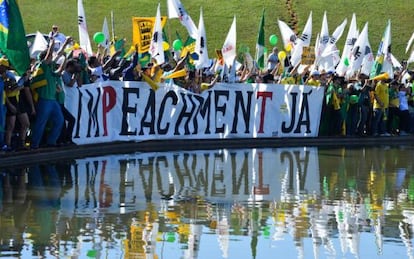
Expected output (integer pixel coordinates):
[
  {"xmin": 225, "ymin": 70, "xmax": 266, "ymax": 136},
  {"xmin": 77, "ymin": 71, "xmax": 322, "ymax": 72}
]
[
  {"xmin": 48, "ymin": 25, "xmax": 67, "ymax": 53},
  {"xmin": 305, "ymin": 70, "xmax": 321, "ymax": 86}
]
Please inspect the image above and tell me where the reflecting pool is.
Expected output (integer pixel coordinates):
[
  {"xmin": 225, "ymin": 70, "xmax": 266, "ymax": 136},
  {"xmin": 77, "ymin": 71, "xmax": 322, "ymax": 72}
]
[{"xmin": 1, "ymin": 146, "xmax": 414, "ymax": 258}]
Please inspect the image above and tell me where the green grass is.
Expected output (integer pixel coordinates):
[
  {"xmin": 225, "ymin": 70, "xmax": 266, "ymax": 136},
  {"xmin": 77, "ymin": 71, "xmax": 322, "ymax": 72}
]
[{"xmin": 18, "ymin": 0, "xmax": 414, "ymax": 61}]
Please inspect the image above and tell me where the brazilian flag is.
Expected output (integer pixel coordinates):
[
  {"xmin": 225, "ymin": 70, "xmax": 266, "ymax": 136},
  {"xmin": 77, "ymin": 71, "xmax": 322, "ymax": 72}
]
[
  {"xmin": 370, "ymin": 20, "xmax": 391, "ymax": 79},
  {"xmin": 0, "ymin": 0, "xmax": 30, "ymax": 75}
]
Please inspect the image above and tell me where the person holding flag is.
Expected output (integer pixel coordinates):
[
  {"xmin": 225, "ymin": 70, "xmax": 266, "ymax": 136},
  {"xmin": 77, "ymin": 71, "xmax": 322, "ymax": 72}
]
[{"xmin": 30, "ymin": 38, "xmax": 64, "ymax": 149}]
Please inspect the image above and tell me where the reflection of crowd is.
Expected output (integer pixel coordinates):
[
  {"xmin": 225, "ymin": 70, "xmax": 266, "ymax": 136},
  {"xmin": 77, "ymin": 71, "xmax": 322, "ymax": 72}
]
[
  {"xmin": 1, "ymin": 147, "xmax": 414, "ymax": 257},
  {"xmin": 2, "ymin": 26, "xmax": 414, "ymax": 152}
]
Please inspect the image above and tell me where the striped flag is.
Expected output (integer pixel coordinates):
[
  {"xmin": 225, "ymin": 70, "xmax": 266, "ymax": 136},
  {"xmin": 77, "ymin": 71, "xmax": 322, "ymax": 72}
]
[
  {"xmin": 77, "ymin": 0, "xmax": 93, "ymax": 56},
  {"xmin": 255, "ymin": 10, "xmax": 265, "ymax": 70},
  {"xmin": 370, "ymin": 20, "xmax": 391, "ymax": 78},
  {"xmin": 167, "ymin": 0, "xmax": 198, "ymax": 39},
  {"xmin": 149, "ymin": 3, "xmax": 165, "ymax": 65},
  {"xmin": 0, "ymin": 0, "xmax": 30, "ymax": 75},
  {"xmin": 222, "ymin": 16, "xmax": 236, "ymax": 67}
]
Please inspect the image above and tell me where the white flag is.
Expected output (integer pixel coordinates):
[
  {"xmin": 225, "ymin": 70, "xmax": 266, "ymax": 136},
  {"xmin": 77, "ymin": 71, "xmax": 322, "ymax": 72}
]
[
  {"xmin": 167, "ymin": 0, "xmax": 198, "ymax": 39},
  {"xmin": 321, "ymin": 18, "xmax": 347, "ymax": 57},
  {"xmin": 77, "ymin": 0, "xmax": 93, "ymax": 56},
  {"xmin": 336, "ymin": 13, "xmax": 358, "ymax": 76},
  {"xmin": 390, "ymin": 54, "xmax": 402, "ymax": 70},
  {"xmin": 102, "ymin": 17, "xmax": 110, "ymax": 50},
  {"xmin": 408, "ymin": 49, "xmax": 414, "ymax": 64},
  {"xmin": 360, "ymin": 43, "xmax": 374, "ymax": 77},
  {"xmin": 320, "ymin": 18, "xmax": 347, "ymax": 71},
  {"xmin": 222, "ymin": 16, "xmax": 237, "ymax": 67},
  {"xmin": 347, "ymin": 22, "xmax": 370, "ymax": 78},
  {"xmin": 195, "ymin": 8, "xmax": 209, "ymax": 69},
  {"xmin": 149, "ymin": 3, "xmax": 165, "ymax": 65},
  {"xmin": 290, "ymin": 11, "xmax": 312, "ymax": 67},
  {"xmin": 277, "ymin": 19, "xmax": 296, "ymax": 49},
  {"xmin": 406, "ymin": 32, "xmax": 414, "ymax": 53},
  {"xmin": 30, "ymin": 31, "xmax": 48, "ymax": 59},
  {"xmin": 315, "ymin": 11, "xmax": 329, "ymax": 64}
]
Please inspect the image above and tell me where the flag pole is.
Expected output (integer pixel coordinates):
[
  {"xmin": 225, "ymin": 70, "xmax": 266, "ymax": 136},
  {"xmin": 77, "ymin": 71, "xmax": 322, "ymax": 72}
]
[{"xmin": 111, "ymin": 10, "xmax": 115, "ymax": 41}]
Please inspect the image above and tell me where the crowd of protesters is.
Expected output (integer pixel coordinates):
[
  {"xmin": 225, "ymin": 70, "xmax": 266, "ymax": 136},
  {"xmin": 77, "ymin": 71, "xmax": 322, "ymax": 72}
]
[{"xmin": 1, "ymin": 26, "xmax": 414, "ymax": 153}]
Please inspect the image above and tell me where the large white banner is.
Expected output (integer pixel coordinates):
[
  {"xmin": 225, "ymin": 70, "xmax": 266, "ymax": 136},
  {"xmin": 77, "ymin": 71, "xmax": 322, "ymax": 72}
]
[{"xmin": 65, "ymin": 82, "xmax": 324, "ymax": 145}]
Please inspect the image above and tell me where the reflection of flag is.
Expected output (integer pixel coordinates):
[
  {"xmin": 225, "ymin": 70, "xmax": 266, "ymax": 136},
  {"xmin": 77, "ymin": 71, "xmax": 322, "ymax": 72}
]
[
  {"xmin": 222, "ymin": 16, "xmax": 236, "ymax": 67},
  {"xmin": 167, "ymin": 0, "xmax": 197, "ymax": 39},
  {"xmin": 195, "ymin": 8, "xmax": 209, "ymax": 69},
  {"xmin": 255, "ymin": 10, "xmax": 265, "ymax": 70},
  {"xmin": 370, "ymin": 20, "xmax": 391, "ymax": 78},
  {"xmin": 77, "ymin": 0, "xmax": 93, "ymax": 55},
  {"xmin": 149, "ymin": 3, "xmax": 164, "ymax": 64},
  {"xmin": 0, "ymin": 0, "xmax": 30, "ymax": 75}
]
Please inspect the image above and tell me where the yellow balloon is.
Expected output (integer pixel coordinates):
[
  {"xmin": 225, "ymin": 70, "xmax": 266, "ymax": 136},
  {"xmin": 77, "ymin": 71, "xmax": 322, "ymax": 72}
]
[
  {"xmin": 73, "ymin": 43, "xmax": 80, "ymax": 50},
  {"xmin": 163, "ymin": 42, "xmax": 170, "ymax": 51},
  {"xmin": 285, "ymin": 43, "xmax": 292, "ymax": 52},
  {"xmin": 278, "ymin": 51, "xmax": 287, "ymax": 61}
]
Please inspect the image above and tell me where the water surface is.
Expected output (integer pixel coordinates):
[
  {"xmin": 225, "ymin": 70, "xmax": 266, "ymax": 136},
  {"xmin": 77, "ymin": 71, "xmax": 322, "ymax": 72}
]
[{"xmin": 1, "ymin": 146, "xmax": 414, "ymax": 258}]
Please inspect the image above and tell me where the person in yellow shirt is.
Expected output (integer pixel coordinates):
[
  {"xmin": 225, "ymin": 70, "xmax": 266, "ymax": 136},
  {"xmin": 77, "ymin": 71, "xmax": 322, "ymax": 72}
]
[
  {"xmin": 305, "ymin": 70, "xmax": 321, "ymax": 86},
  {"xmin": 372, "ymin": 79, "xmax": 390, "ymax": 136}
]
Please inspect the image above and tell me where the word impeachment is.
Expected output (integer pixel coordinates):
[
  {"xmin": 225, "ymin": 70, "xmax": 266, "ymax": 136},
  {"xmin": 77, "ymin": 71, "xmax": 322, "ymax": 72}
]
[{"xmin": 66, "ymin": 82, "xmax": 324, "ymax": 145}]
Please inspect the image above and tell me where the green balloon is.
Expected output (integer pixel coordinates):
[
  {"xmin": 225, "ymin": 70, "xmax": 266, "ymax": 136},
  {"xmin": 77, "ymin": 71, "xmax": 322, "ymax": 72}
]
[
  {"xmin": 173, "ymin": 39, "xmax": 183, "ymax": 51},
  {"xmin": 93, "ymin": 32, "xmax": 105, "ymax": 44},
  {"xmin": 350, "ymin": 95, "xmax": 359, "ymax": 104},
  {"xmin": 269, "ymin": 34, "xmax": 278, "ymax": 46}
]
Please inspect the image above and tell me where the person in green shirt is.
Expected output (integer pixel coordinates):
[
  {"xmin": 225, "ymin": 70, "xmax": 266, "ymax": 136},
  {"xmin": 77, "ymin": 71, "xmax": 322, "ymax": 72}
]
[{"xmin": 30, "ymin": 38, "xmax": 66, "ymax": 149}]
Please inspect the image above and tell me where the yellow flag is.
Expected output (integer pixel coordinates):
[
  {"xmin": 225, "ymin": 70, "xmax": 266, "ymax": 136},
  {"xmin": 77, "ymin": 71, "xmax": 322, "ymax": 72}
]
[{"xmin": 132, "ymin": 16, "xmax": 167, "ymax": 54}]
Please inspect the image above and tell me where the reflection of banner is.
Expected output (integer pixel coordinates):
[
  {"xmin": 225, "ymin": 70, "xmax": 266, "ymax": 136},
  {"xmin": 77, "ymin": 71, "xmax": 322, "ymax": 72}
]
[
  {"xmin": 62, "ymin": 148, "xmax": 319, "ymax": 213},
  {"xmin": 132, "ymin": 16, "xmax": 167, "ymax": 53},
  {"xmin": 66, "ymin": 81, "xmax": 324, "ymax": 145}
]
